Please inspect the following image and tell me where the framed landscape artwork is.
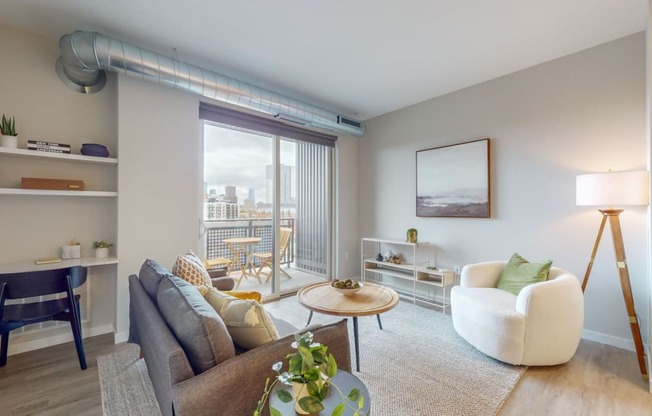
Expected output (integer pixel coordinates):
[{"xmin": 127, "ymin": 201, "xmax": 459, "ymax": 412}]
[{"xmin": 416, "ymin": 138, "xmax": 490, "ymax": 218}]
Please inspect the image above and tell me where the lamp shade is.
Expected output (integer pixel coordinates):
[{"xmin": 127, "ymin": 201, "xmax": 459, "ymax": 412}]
[{"xmin": 576, "ymin": 171, "xmax": 649, "ymax": 206}]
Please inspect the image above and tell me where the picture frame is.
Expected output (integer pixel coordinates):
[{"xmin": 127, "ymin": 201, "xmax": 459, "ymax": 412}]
[{"xmin": 416, "ymin": 138, "xmax": 490, "ymax": 218}]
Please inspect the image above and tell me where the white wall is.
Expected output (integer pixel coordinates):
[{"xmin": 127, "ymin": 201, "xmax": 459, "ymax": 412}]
[
  {"xmin": 336, "ymin": 135, "xmax": 360, "ymax": 279},
  {"xmin": 360, "ymin": 33, "xmax": 648, "ymax": 349},
  {"xmin": 0, "ymin": 24, "xmax": 118, "ymax": 352},
  {"xmin": 115, "ymin": 77, "xmax": 202, "ymax": 339}
]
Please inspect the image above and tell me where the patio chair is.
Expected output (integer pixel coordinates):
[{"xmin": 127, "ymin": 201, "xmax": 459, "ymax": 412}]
[{"xmin": 253, "ymin": 227, "xmax": 293, "ymax": 283}]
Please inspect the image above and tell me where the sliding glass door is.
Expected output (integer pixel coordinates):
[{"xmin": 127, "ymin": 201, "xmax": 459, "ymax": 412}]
[{"xmin": 202, "ymin": 117, "xmax": 332, "ymax": 298}]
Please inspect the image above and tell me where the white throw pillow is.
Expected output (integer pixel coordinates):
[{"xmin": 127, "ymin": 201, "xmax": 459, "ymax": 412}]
[{"xmin": 203, "ymin": 288, "xmax": 279, "ymax": 350}]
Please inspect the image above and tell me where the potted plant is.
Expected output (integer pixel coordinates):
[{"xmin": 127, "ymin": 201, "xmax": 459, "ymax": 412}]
[
  {"xmin": 255, "ymin": 332, "xmax": 365, "ymax": 416},
  {"xmin": 1, "ymin": 114, "xmax": 18, "ymax": 148},
  {"xmin": 92, "ymin": 240, "xmax": 113, "ymax": 258}
]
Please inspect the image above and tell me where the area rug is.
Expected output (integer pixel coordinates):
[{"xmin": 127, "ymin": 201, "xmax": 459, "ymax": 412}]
[
  {"xmin": 98, "ymin": 298, "xmax": 525, "ymax": 416},
  {"xmin": 268, "ymin": 297, "xmax": 526, "ymax": 416},
  {"xmin": 97, "ymin": 346, "xmax": 161, "ymax": 416}
]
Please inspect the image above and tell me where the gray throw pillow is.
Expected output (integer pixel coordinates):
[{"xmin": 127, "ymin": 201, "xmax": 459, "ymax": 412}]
[
  {"xmin": 157, "ymin": 275, "xmax": 235, "ymax": 374},
  {"xmin": 139, "ymin": 259, "xmax": 175, "ymax": 300}
]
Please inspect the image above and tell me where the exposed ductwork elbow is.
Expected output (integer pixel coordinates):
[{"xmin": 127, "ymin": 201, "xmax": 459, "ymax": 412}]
[{"xmin": 56, "ymin": 31, "xmax": 364, "ymax": 136}]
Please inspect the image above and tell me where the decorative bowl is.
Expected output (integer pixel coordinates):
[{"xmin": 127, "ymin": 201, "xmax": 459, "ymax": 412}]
[
  {"xmin": 331, "ymin": 282, "xmax": 364, "ymax": 296},
  {"xmin": 81, "ymin": 143, "xmax": 109, "ymax": 157}
]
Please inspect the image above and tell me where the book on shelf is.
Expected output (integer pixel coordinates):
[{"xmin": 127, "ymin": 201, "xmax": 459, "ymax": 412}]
[{"xmin": 27, "ymin": 140, "xmax": 72, "ymax": 154}]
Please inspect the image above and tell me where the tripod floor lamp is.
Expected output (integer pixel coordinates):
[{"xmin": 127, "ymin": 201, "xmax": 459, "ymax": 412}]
[{"xmin": 576, "ymin": 170, "xmax": 649, "ymax": 381}]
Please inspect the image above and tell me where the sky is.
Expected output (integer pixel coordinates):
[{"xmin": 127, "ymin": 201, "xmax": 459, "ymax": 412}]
[{"xmin": 203, "ymin": 122, "xmax": 296, "ymax": 203}]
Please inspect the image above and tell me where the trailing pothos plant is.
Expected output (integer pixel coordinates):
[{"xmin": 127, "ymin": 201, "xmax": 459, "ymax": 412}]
[{"xmin": 255, "ymin": 331, "xmax": 366, "ymax": 416}]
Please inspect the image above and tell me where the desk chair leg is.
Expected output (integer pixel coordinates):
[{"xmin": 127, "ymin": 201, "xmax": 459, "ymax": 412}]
[
  {"xmin": 0, "ymin": 331, "xmax": 8, "ymax": 367},
  {"xmin": 376, "ymin": 314, "xmax": 383, "ymax": 330},
  {"xmin": 67, "ymin": 279, "xmax": 87, "ymax": 371}
]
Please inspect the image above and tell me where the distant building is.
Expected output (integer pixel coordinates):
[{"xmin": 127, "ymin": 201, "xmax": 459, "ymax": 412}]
[
  {"xmin": 225, "ymin": 185, "xmax": 237, "ymax": 203},
  {"xmin": 204, "ymin": 200, "xmax": 239, "ymax": 220},
  {"xmin": 248, "ymin": 188, "xmax": 256, "ymax": 204},
  {"xmin": 266, "ymin": 164, "xmax": 294, "ymax": 205}
]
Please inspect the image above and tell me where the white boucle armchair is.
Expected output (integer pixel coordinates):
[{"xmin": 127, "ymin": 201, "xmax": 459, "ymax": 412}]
[{"xmin": 451, "ymin": 261, "xmax": 584, "ymax": 366}]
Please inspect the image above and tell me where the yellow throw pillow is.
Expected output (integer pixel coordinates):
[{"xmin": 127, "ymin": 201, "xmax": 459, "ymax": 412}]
[
  {"xmin": 173, "ymin": 250, "xmax": 212, "ymax": 287},
  {"xmin": 222, "ymin": 290, "xmax": 262, "ymax": 303},
  {"xmin": 203, "ymin": 288, "xmax": 278, "ymax": 350}
]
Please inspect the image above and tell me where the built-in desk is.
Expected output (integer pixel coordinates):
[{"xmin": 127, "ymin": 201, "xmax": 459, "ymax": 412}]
[
  {"xmin": 0, "ymin": 257, "xmax": 118, "ymax": 273},
  {"xmin": 0, "ymin": 257, "xmax": 119, "ymax": 356}
]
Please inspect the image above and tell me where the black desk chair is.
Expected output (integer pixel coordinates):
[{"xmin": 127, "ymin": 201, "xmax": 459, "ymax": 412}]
[{"xmin": 0, "ymin": 266, "xmax": 88, "ymax": 370}]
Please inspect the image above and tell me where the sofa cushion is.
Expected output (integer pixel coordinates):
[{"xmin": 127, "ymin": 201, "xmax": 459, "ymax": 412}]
[
  {"xmin": 139, "ymin": 259, "xmax": 176, "ymax": 300},
  {"xmin": 497, "ymin": 253, "xmax": 552, "ymax": 295},
  {"xmin": 173, "ymin": 250, "xmax": 213, "ymax": 287},
  {"xmin": 203, "ymin": 288, "xmax": 279, "ymax": 350},
  {"xmin": 157, "ymin": 275, "xmax": 235, "ymax": 374}
]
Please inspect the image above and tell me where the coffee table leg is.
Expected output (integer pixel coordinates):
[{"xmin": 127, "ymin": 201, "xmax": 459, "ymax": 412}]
[
  {"xmin": 306, "ymin": 311, "xmax": 313, "ymax": 326},
  {"xmin": 376, "ymin": 314, "xmax": 383, "ymax": 330},
  {"xmin": 353, "ymin": 316, "xmax": 360, "ymax": 372}
]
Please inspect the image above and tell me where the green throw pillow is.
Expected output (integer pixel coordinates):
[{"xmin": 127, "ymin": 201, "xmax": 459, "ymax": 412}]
[{"xmin": 496, "ymin": 253, "xmax": 552, "ymax": 295}]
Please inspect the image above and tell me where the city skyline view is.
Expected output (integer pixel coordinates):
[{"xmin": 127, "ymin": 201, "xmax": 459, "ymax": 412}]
[{"xmin": 204, "ymin": 122, "xmax": 297, "ymax": 205}]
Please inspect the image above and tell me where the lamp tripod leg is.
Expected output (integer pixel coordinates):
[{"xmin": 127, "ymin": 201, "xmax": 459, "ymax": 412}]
[
  {"xmin": 607, "ymin": 214, "xmax": 648, "ymax": 381},
  {"xmin": 582, "ymin": 214, "xmax": 607, "ymax": 293}
]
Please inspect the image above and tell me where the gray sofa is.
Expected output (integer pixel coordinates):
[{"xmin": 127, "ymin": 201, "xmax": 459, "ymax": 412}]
[{"xmin": 128, "ymin": 259, "xmax": 351, "ymax": 416}]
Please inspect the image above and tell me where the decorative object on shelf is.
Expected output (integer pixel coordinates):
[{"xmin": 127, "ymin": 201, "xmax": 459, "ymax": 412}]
[
  {"xmin": 388, "ymin": 255, "xmax": 402, "ymax": 264},
  {"xmin": 92, "ymin": 240, "xmax": 113, "ymax": 258},
  {"xmin": 406, "ymin": 228, "xmax": 418, "ymax": 243},
  {"xmin": 80, "ymin": 143, "xmax": 109, "ymax": 157},
  {"xmin": 383, "ymin": 250, "xmax": 393, "ymax": 261},
  {"xmin": 416, "ymin": 138, "xmax": 490, "ymax": 218},
  {"xmin": 331, "ymin": 279, "xmax": 363, "ymax": 296},
  {"xmin": 61, "ymin": 240, "xmax": 81, "ymax": 259},
  {"xmin": 255, "ymin": 331, "xmax": 364, "ymax": 416},
  {"xmin": 0, "ymin": 114, "xmax": 18, "ymax": 148},
  {"xmin": 374, "ymin": 253, "xmax": 383, "ymax": 262},
  {"xmin": 21, "ymin": 177, "xmax": 84, "ymax": 191},
  {"xmin": 576, "ymin": 170, "xmax": 650, "ymax": 380},
  {"xmin": 27, "ymin": 139, "xmax": 71, "ymax": 154}
]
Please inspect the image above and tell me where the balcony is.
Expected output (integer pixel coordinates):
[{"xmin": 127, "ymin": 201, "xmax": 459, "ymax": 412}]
[{"xmin": 204, "ymin": 218, "xmax": 324, "ymax": 295}]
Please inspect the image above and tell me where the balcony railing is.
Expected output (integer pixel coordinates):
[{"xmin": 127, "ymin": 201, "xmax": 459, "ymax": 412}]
[{"xmin": 205, "ymin": 218, "xmax": 295, "ymax": 267}]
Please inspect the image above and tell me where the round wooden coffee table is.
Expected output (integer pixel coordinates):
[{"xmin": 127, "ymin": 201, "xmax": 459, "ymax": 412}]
[{"xmin": 297, "ymin": 281, "xmax": 399, "ymax": 372}]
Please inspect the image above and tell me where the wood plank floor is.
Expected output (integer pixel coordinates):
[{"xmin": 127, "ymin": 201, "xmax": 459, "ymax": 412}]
[{"xmin": 0, "ymin": 334, "xmax": 650, "ymax": 415}]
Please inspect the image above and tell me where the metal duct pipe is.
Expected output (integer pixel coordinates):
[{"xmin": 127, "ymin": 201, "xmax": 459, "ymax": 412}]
[{"xmin": 56, "ymin": 31, "xmax": 364, "ymax": 136}]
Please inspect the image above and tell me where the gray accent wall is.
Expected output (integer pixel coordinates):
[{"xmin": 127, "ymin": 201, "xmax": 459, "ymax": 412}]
[{"xmin": 359, "ymin": 33, "xmax": 648, "ymax": 350}]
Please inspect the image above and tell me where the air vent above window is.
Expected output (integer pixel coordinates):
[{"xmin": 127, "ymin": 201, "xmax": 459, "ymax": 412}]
[{"xmin": 338, "ymin": 116, "xmax": 362, "ymax": 129}]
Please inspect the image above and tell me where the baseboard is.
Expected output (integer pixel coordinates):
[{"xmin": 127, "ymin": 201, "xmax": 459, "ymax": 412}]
[
  {"xmin": 7, "ymin": 323, "xmax": 115, "ymax": 356},
  {"xmin": 114, "ymin": 331, "xmax": 129, "ymax": 344},
  {"xmin": 582, "ymin": 329, "xmax": 639, "ymax": 351}
]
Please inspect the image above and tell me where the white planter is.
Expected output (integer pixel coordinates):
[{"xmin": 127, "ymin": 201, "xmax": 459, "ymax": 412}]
[
  {"xmin": 95, "ymin": 247, "xmax": 109, "ymax": 258},
  {"xmin": 1, "ymin": 135, "xmax": 17, "ymax": 148},
  {"xmin": 61, "ymin": 245, "xmax": 81, "ymax": 259}
]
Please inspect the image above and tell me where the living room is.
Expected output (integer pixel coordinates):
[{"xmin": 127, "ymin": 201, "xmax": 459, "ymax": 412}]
[{"xmin": 0, "ymin": 1, "xmax": 651, "ymax": 415}]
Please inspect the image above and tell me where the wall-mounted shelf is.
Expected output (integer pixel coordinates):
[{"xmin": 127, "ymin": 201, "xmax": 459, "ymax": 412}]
[
  {"xmin": 0, "ymin": 147, "xmax": 118, "ymax": 165},
  {"xmin": 0, "ymin": 188, "xmax": 117, "ymax": 197}
]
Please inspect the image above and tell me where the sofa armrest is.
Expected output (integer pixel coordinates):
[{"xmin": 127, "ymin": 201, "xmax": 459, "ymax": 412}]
[
  {"xmin": 460, "ymin": 261, "xmax": 506, "ymax": 288},
  {"xmin": 211, "ymin": 276, "xmax": 235, "ymax": 291},
  {"xmin": 172, "ymin": 319, "xmax": 350, "ymax": 416}
]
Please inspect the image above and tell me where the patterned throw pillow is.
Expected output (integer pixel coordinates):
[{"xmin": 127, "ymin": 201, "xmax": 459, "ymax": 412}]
[{"xmin": 173, "ymin": 250, "xmax": 212, "ymax": 287}]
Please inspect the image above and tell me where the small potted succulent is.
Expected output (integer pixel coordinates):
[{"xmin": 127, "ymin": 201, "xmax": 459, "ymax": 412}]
[
  {"xmin": 1, "ymin": 114, "xmax": 18, "ymax": 148},
  {"xmin": 92, "ymin": 240, "xmax": 113, "ymax": 258},
  {"xmin": 255, "ymin": 332, "xmax": 365, "ymax": 416}
]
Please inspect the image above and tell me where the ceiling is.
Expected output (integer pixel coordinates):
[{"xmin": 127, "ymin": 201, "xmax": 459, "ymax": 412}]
[{"xmin": 0, "ymin": 1, "xmax": 646, "ymax": 120}]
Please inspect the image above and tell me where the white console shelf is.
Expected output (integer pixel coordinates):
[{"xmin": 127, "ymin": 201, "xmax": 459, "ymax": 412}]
[{"xmin": 361, "ymin": 237, "xmax": 454, "ymax": 311}]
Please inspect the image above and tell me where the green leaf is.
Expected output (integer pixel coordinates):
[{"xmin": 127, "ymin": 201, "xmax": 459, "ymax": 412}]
[
  {"xmin": 358, "ymin": 395, "xmax": 364, "ymax": 409},
  {"xmin": 298, "ymin": 345, "xmax": 315, "ymax": 369},
  {"xmin": 276, "ymin": 389, "xmax": 293, "ymax": 403},
  {"xmin": 320, "ymin": 384, "xmax": 330, "ymax": 401},
  {"xmin": 303, "ymin": 368, "xmax": 320, "ymax": 382},
  {"xmin": 326, "ymin": 353, "xmax": 337, "ymax": 378},
  {"xmin": 270, "ymin": 407, "xmax": 283, "ymax": 416},
  {"xmin": 298, "ymin": 396, "xmax": 324, "ymax": 413},
  {"xmin": 348, "ymin": 388, "xmax": 360, "ymax": 402},
  {"xmin": 307, "ymin": 381, "xmax": 319, "ymax": 398},
  {"xmin": 331, "ymin": 402, "xmax": 345, "ymax": 416}
]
